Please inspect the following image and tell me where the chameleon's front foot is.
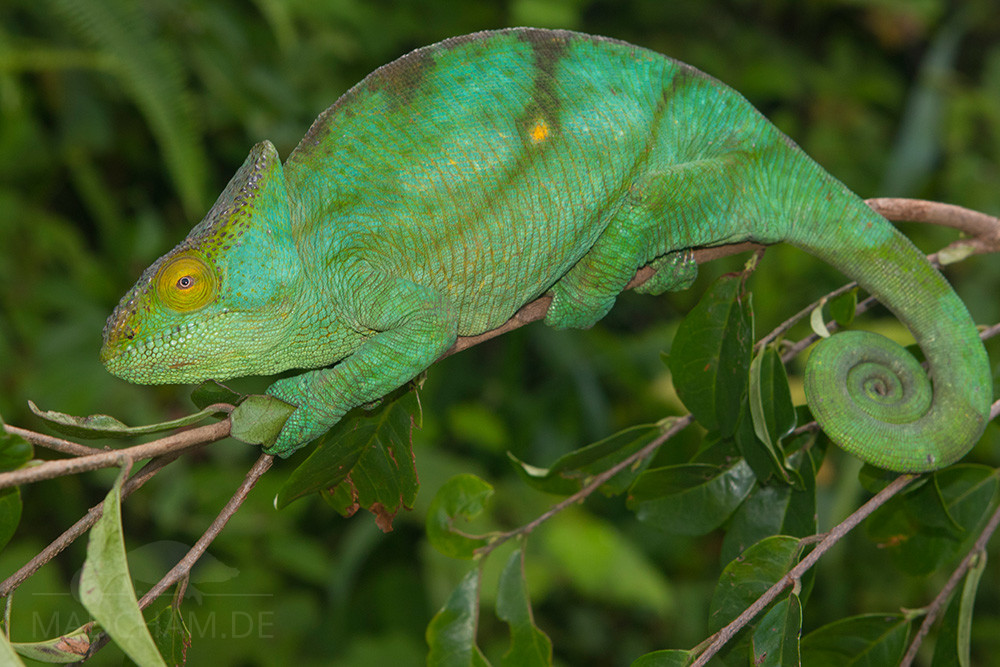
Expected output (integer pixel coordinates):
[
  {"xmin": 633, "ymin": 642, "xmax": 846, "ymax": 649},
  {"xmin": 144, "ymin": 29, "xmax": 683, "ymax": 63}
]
[{"xmin": 263, "ymin": 376, "xmax": 344, "ymax": 458}]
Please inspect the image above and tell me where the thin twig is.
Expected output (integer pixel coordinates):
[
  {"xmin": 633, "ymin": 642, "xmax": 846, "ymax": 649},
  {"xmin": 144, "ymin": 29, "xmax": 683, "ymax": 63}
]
[
  {"xmin": 0, "ymin": 419, "xmax": 231, "ymax": 489},
  {"xmin": 901, "ymin": 499, "xmax": 1000, "ymax": 666},
  {"xmin": 2, "ymin": 425, "xmax": 105, "ymax": 457},
  {"xmin": 691, "ymin": 474, "xmax": 917, "ymax": 666},
  {"xmin": 81, "ymin": 453, "xmax": 274, "ymax": 660},
  {"xmin": 476, "ymin": 415, "xmax": 695, "ymax": 558},
  {"xmin": 0, "ymin": 451, "xmax": 188, "ymax": 598}
]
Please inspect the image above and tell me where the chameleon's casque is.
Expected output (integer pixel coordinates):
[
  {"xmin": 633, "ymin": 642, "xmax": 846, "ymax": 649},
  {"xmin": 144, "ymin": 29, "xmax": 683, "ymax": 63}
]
[{"xmin": 102, "ymin": 28, "xmax": 991, "ymax": 471}]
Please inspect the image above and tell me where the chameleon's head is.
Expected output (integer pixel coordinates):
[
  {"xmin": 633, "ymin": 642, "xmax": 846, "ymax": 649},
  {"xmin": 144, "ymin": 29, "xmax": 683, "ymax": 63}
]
[{"xmin": 101, "ymin": 141, "xmax": 303, "ymax": 384}]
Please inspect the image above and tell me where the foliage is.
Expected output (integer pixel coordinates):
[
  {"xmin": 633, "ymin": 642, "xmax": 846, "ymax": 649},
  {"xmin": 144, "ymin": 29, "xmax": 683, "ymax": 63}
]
[{"xmin": 1, "ymin": 1, "xmax": 999, "ymax": 665}]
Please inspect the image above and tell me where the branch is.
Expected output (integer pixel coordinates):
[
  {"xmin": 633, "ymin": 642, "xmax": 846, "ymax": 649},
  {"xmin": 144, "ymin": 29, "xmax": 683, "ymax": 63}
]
[
  {"xmin": 440, "ymin": 198, "xmax": 999, "ymax": 360},
  {"xmin": 0, "ymin": 419, "xmax": 231, "ymax": 490},
  {"xmin": 82, "ymin": 453, "xmax": 274, "ymax": 660},
  {"xmin": 691, "ymin": 474, "xmax": 917, "ymax": 666},
  {"xmin": 0, "ymin": 452, "xmax": 184, "ymax": 598},
  {"xmin": 901, "ymin": 498, "xmax": 1000, "ymax": 666},
  {"xmin": 2, "ymin": 425, "xmax": 105, "ymax": 457},
  {"xmin": 476, "ymin": 415, "xmax": 695, "ymax": 558}
]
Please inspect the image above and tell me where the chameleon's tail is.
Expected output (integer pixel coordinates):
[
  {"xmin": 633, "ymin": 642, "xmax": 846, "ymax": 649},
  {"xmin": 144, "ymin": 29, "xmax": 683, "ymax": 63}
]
[{"xmin": 781, "ymin": 177, "xmax": 991, "ymax": 472}]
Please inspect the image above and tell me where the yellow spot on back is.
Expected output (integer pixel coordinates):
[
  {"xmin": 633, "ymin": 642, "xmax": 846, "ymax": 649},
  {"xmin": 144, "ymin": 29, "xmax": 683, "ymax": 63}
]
[{"xmin": 529, "ymin": 120, "xmax": 549, "ymax": 144}]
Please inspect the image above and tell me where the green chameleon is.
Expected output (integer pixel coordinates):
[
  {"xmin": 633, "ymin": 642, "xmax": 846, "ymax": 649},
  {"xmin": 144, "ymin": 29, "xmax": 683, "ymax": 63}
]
[{"xmin": 101, "ymin": 28, "xmax": 991, "ymax": 472}]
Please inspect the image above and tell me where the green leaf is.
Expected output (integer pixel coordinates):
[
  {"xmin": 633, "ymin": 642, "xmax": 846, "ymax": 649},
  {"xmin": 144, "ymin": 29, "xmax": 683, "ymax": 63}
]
[
  {"xmin": 828, "ymin": 287, "xmax": 858, "ymax": 327},
  {"xmin": 931, "ymin": 551, "xmax": 987, "ymax": 667},
  {"xmin": 747, "ymin": 345, "xmax": 796, "ymax": 474},
  {"xmin": 866, "ymin": 465, "xmax": 999, "ymax": 575},
  {"xmin": 668, "ymin": 274, "xmax": 753, "ymax": 437},
  {"xmin": 29, "ymin": 401, "xmax": 227, "ymax": 439},
  {"xmin": 0, "ymin": 632, "xmax": 27, "ymax": 666},
  {"xmin": 314, "ymin": 391, "xmax": 421, "ymax": 531},
  {"xmin": 720, "ymin": 448, "xmax": 818, "ymax": 566},
  {"xmin": 709, "ymin": 536, "xmax": 802, "ymax": 636},
  {"xmin": 496, "ymin": 549, "xmax": 552, "ymax": 667},
  {"xmin": 189, "ymin": 380, "xmax": 243, "ymax": 410},
  {"xmin": 426, "ymin": 567, "xmax": 491, "ymax": 667},
  {"xmin": 628, "ymin": 460, "xmax": 756, "ymax": 535},
  {"xmin": 809, "ymin": 302, "xmax": 831, "ymax": 338},
  {"xmin": 0, "ymin": 487, "xmax": 22, "ymax": 553},
  {"xmin": 229, "ymin": 394, "xmax": 295, "ymax": 447},
  {"xmin": 79, "ymin": 466, "xmax": 166, "ymax": 666},
  {"xmin": 630, "ymin": 649, "xmax": 693, "ymax": 666},
  {"xmin": 426, "ymin": 474, "xmax": 495, "ymax": 560},
  {"xmin": 149, "ymin": 604, "xmax": 192, "ymax": 667},
  {"xmin": 800, "ymin": 613, "xmax": 910, "ymax": 666},
  {"xmin": 0, "ymin": 430, "xmax": 32, "ymax": 471},
  {"xmin": 751, "ymin": 594, "xmax": 802, "ymax": 667},
  {"xmin": 508, "ymin": 424, "xmax": 663, "ymax": 496},
  {"xmin": 11, "ymin": 627, "xmax": 90, "ymax": 663}
]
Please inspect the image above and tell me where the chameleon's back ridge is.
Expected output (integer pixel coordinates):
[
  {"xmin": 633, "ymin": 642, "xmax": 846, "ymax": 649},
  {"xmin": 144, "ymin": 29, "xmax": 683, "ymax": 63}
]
[{"xmin": 102, "ymin": 28, "xmax": 991, "ymax": 471}]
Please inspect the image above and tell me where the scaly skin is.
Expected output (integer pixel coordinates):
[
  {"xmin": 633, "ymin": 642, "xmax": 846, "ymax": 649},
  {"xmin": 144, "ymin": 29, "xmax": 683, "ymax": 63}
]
[{"xmin": 101, "ymin": 28, "xmax": 991, "ymax": 470}]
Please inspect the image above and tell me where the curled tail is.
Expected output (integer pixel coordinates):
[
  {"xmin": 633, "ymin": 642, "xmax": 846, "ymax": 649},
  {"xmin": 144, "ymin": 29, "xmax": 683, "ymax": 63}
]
[{"xmin": 785, "ymin": 178, "xmax": 991, "ymax": 472}]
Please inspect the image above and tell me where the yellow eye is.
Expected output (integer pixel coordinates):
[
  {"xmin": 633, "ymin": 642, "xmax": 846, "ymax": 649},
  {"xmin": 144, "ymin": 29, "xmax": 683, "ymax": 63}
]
[{"xmin": 156, "ymin": 254, "xmax": 216, "ymax": 312}]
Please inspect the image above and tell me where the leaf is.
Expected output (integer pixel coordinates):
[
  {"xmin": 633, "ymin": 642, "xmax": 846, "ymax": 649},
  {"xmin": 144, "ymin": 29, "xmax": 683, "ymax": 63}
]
[
  {"xmin": 668, "ymin": 274, "xmax": 753, "ymax": 437},
  {"xmin": 508, "ymin": 424, "xmax": 664, "ymax": 496},
  {"xmin": 809, "ymin": 302, "xmax": 831, "ymax": 338},
  {"xmin": 0, "ymin": 430, "xmax": 32, "ymax": 471},
  {"xmin": 79, "ymin": 466, "xmax": 166, "ymax": 666},
  {"xmin": 228, "ymin": 394, "xmax": 295, "ymax": 447},
  {"xmin": 931, "ymin": 551, "xmax": 987, "ymax": 667},
  {"xmin": 709, "ymin": 536, "xmax": 802, "ymax": 636},
  {"xmin": 0, "ymin": 633, "xmax": 27, "ymax": 666},
  {"xmin": 314, "ymin": 391, "xmax": 421, "ymax": 531},
  {"xmin": 426, "ymin": 474, "xmax": 495, "ymax": 560},
  {"xmin": 426, "ymin": 567, "xmax": 491, "ymax": 667},
  {"xmin": 0, "ymin": 487, "xmax": 22, "ymax": 553},
  {"xmin": 29, "ymin": 401, "xmax": 226, "ymax": 439},
  {"xmin": 630, "ymin": 650, "xmax": 693, "ymax": 667},
  {"xmin": 277, "ymin": 391, "xmax": 419, "ymax": 516},
  {"xmin": 828, "ymin": 287, "xmax": 858, "ymax": 327},
  {"xmin": 149, "ymin": 604, "xmax": 192, "ymax": 667},
  {"xmin": 866, "ymin": 465, "xmax": 998, "ymax": 575},
  {"xmin": 189, "ymin": 380, "xmax": 243, "ymax": 410},
  {"xmin": 751, "ymin": 594, "xmax": 802, "ymax": 667},
  {"xmin": 628, "ymin": 460, "xmax": 756, "ymax": 535},
  {"xmin": 720, "ymin": 447, "xmax": 818, "ymax": 566},
  {"xmin": 11, "ymin": 627, "xmax": 90, "ymax": 663},
  {"xmin": 496, "ymin": 549, "xmax": 552, "ymax": 667},
  {"xmin": 800, "ymin": 613, "xmax": 910, "ymax": 666},
  {"xmin": 747, "ymin": 345, "xmax": 796, "ymax": 473}
]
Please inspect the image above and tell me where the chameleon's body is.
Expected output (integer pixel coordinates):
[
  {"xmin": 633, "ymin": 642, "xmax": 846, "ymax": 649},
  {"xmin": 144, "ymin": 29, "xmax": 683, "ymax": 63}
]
[{"xmin": 101, "ymin": 28, "xmax": 991, "ymax": 471}]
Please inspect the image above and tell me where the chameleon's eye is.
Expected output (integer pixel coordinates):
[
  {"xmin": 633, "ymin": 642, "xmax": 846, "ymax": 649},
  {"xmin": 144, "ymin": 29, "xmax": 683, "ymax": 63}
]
[{"xmin": 156, "ymin": 254, "xmax": 217, "ymax": 312}]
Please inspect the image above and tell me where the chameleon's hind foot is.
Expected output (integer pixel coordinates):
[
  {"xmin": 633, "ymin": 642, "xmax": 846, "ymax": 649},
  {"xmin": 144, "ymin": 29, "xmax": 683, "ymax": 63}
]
[{"xmin": 634, "ymin": 249, "xmax": 698, "ymax": 295}]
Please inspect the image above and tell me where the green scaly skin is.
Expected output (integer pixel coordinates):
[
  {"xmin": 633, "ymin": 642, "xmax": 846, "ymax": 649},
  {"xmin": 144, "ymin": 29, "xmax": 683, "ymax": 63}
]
[{"xmin": 101, "ymin": 28, "xmax": 991, "ymax": 471}]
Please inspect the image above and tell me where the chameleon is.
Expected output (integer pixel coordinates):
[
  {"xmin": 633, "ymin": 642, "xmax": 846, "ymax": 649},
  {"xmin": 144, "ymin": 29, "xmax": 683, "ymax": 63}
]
[{"xmin": 101, "ymin": 27, "xmax": 991, "ymax": 472}]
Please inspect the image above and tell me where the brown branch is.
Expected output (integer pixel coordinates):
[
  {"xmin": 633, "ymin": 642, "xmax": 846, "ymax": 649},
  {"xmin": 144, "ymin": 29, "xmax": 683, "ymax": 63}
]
[
  {"xmin": 691, "ymin": 474, "xmax": 917, "ymax": 666},
  {"xmin": 440, "ymin": 199, "xmax": 998, "ymax": 361},
  {"xmin": 81, "ymin": 453, "xmax": 274, "ymax": 660},
  {"xmin": 475, "ymin": 415, "xmax": 695, "ymax": 558},
  {"xmin": 901, "ymin": 498, "xmax": 1000, "ymax": 666},
  {"xmin": 0, "ymin": 452, "xmax": 186, "ymax": 598},
  {"xmin": 2, "ymin": 424, "xmax": 105, "ymax": 457},
  {"xmin": 0, "ymin": 419, "xmax": 231, "ymax": 490}
]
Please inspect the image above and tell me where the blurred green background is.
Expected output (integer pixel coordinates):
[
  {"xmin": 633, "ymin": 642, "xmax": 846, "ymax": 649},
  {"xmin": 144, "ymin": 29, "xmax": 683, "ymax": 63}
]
[{"xmin": 1, "ymin": 0, "xmax": 999, "ymax": 665}]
